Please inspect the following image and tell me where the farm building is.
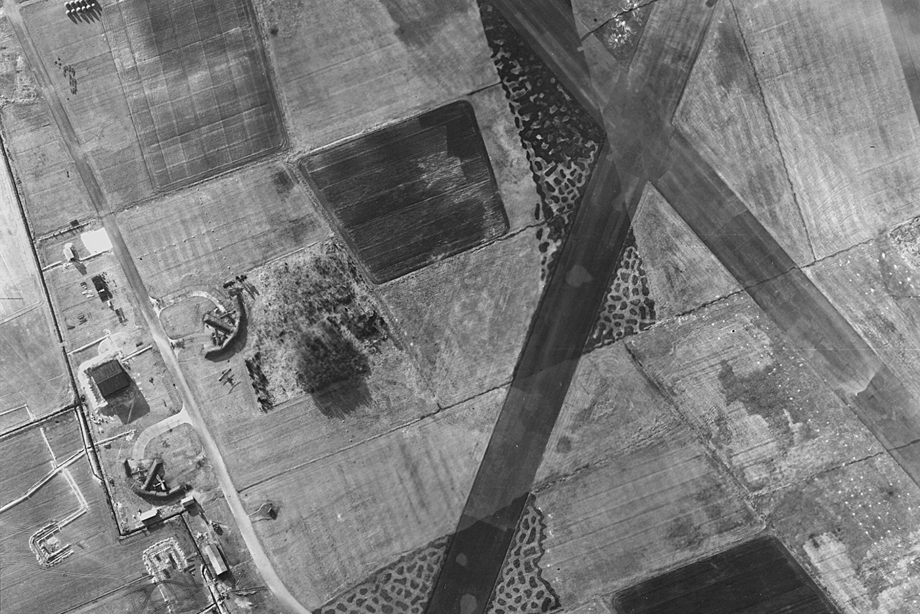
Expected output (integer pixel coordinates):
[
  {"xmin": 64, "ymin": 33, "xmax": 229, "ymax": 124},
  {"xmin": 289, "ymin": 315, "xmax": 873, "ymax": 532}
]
[
  {"xmin": 203, "ymin": 544, "xmax": 229, "ymax": 577},
  {"xmin": 89, "ymin": 359, "xmax": 131, "ymax": 399}
]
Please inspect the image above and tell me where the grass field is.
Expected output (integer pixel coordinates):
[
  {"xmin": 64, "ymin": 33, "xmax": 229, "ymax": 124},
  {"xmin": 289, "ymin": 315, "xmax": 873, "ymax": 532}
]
[
  {"xmin": 735, "ymin": 0, "xmax": 920, "ymax": 260},
  {"xmin": 118, "ymin": 161, "xmax": 329, "ymax": 299},
  {"xmin": 674, "ymin": 2, "xmax": 812, "ymax": 266},
  {"xmin": 377, "ymin": 229, "xmax": 542, "ymax": 408},
  {"xmin": 181, "ymin": 311, "xmax": 437, "ymax": 490},
  {"xmin": 239, "ymin": 387, "xmax": 504, "ymax": 608},
  {"xmin": 37, "ymin": 411, "xmax": 85, "ymax": 465},
  {"xmin": 764, "ymin": 454, "xmax": 920, "ymax": 611},
  {"xmin": 627, "ymin": 292, "xmax": 885, "ymax": 494},
  {"xmin": 20, "ymin": 0, "xmax": 154, "ymax": 207},
  {"xmin": 0, "ymin": 174, "xmax": 40, "ymax": 319},
  {"xmin": 0, "ymin": 103, "xmax": 72, "ymax": 420},
  {"xmin": 104, "ymin": 0, "xmax": 284, "ymax": 190},
  {"xmin": 0, "ymin": 95, "xmax": 95, "ymax": 239},
  {"xmin": 613, "ymin": 537, "xmax": 838, "ymax": 613},
  {"xmin": 0, "ymin": 448, "xmax": 208, "ymax": 614},
  {"xmin": 631, "ymin": 186, "xmax": 739, "ymax": 319},
  {"xmin": 536, "ymin": 428, "xmax": 761, "ymax": 606},
  {"xmin": 0, "ymin": 424, "xmax": 56, "ymax": 509},
  {"xmin": 254, "ymin": 0, "xmax": 496, "ymax": 150},
  {"xmin": 807, "ymin": 236, "xmax": 920, "ymax": 410},
  {"xmin": 302, "ymin": 101, "xmax": 508, "ymax": 283},
  {"xmin": 0, "ymin": 297, "xmax": 72, "ymax": 421}
]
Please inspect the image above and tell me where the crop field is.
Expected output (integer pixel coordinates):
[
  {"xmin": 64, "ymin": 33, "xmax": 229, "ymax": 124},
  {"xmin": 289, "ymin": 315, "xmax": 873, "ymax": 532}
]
[
  {"xmin": 302, "ymin": 101, "xmax": 508, "ymax": 283},
  {"xmin": 20, "ymin": 0, "xmax": 154, "ymax": 207},
  {"xmin": 631, "ymin": 186, "xmax": 740, "ymax": 319},
  {"xmin": 0, "ymin": 442, "xmax": 208, "ymax": 614},
  {"xmin": 0, "ymin": 174, "xmax": 41, "ymax": 319},
  {"xmin": 536, "ymin": 428, "xmax": 761, "ymax": 606},
  {"xmin": 734, "ymin": 0, "xmax": 920, "ymax": 261},
  {"xmin": 377, "ymin": 229, "xmax": 542, "ymax": 408},
  {"xmin": 627, "ymin": 292, "xmax": 885, "ymax": 494},
  {"xmin": 254, "ymin": 0, "xmax": 496, "ymax": 150},
  {"xmin": 0, "ymin": 424, "xmax": 57, "ymax": 509},
  {"xmin": 0, "ymin": 101, "xmax": 95, "ymax": 237},
  {"xmin": 178, "ymin": 243, "xmax": 437, "ymax": 489},
  {"xmin": 239, "ymin": 387, "xmax": 504, "ymax": 608},
  {"xmin": 118, "ymin": 161, "xmax": 328, "ymax": 299},
  {"xmin": 613, "ymin": 537, "xmax": 839, "ymax": 613},
  {"xmin": 103, "ymin": 0, "xmax": 284, "ymax": 190},
  {"xmin": 0, "ymin": 115, "xmax": 72, "ymax": 421},
  {"xmin": 0, "ymin": 287, "xmax": 72, "ymax": 421},
  {"xmin": 673, "ymin": 5, "xmax": 812, "ymax": 266}
]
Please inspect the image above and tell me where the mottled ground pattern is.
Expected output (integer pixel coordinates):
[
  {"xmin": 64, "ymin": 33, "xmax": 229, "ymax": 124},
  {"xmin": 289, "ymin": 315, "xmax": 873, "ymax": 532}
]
[
  {"xmin": 317, "ymin": 498, "xmax": 560, "ymax": 614},
  {"xmin": 478, "ymin": 1, "xmax": 603, "ymax": 281}
]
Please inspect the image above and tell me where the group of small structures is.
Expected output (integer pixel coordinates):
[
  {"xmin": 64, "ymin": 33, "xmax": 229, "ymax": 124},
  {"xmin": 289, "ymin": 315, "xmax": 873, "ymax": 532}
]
[
  {"xmin": 142, "ymin": 538, "xmax": 190, "ymax": 581},
  {"xmin": 30, "ymin": 523, "xmax": 73, "ymax": 568},
  {"xmin": 65, "ymin": 0, "xmax": 100, "ymax": 17}
]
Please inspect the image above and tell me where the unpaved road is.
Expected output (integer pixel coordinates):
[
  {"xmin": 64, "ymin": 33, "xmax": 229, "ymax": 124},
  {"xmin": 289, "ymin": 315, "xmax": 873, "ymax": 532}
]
[{"xmin": 4, "ymin": 4, "xmax": 313, "ymax": 612}]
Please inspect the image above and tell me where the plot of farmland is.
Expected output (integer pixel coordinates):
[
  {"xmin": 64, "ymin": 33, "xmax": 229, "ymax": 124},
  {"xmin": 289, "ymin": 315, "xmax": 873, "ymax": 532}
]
[
  {"xmin": 118, "ymin": 162, "xmax": 328, "ymax": 298},
  {"xmin": 104, "ymin": 0, "xmax": 283, "ymax": 189},
  {"xmin": 0, "ymin": 440, "xmax": 208, "ymax": 614},
  {"xmin": 613, "ymin": 536, "xmax": 840, "ymax": 613},
  {"xmin": 258, "ymin": 0, "xmax": 495, "ymax": 150},
  {"xmin": 302, "ymin": 101, "xmax": 508, "ymax": 282}
]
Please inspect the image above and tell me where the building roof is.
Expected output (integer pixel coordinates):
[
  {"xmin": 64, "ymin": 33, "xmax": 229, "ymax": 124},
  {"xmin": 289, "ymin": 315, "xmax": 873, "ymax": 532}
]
[
  {"xmin": 204, "ymin": 544, "xmax": 228, "ymax": 576},
  {"xmin": 89, "ymin": 359, "xmax": 131, "ymax": 398}
]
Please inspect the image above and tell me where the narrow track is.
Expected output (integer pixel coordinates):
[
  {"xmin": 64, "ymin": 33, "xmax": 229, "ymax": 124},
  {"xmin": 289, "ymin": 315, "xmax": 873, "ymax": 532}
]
[{"xmin": 3, "ymin": 4, "xmax": 313, "ymax": 612}]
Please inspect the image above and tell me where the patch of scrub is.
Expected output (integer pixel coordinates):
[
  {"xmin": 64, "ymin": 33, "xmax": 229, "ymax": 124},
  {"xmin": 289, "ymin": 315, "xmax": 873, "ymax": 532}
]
[{"xmin": 244, "ymin": 242, "xmax": 388, "ymax": 415}]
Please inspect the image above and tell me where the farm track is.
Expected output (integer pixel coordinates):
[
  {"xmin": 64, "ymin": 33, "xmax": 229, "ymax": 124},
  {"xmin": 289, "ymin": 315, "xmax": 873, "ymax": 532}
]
[
  {"xmin": 429, "ymin": 0, "xmax": 920, "ymax": 612},
  {"xmin": 3, "ymin": 4, "xmax": 314, "ymax": 613}
]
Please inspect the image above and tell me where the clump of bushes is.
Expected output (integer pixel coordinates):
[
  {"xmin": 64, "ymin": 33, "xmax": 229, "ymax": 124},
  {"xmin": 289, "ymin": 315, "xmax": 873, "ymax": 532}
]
[{"xmin": 247, "ymin": 243, "xmax": 388, "ymax": 405}]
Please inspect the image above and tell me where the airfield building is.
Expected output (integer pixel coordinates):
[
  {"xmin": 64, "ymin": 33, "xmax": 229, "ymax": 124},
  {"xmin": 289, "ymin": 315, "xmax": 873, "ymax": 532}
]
[{"xmin": 89, "ymin": 359, "xmax": 131, "ymax": 399}]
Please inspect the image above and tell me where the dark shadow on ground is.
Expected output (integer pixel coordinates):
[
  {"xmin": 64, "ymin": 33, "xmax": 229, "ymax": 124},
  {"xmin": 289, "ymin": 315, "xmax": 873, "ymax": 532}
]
[
  {"xmin": 100, "ymin": 381, "xmax": 150, "ymax": 424},
  {"xmin": 311, "ymin": 376, "xmax": 372, "ymax": 419}
]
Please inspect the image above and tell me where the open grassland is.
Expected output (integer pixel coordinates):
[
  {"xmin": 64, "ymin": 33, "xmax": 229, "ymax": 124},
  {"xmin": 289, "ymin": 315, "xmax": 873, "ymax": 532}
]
[
  {"xmin": 807, "ymin": 236, "xmax": 920, "ymax": 408},
  {"xmin": 377, "ymin": 229, "xmax": 542, "ymax": 407},
  {"xmin": 118, "ymin": 161, "xmax": 328, "ymax": 299},
  {"xmin": 0, "ymin": 453, "xmax": 208, "ymax": 614},
  {"xmin": 735, "ymin": 0, "xmax": 920, "ymax": 260},
  {"xmin": 627, "ymin": 292, "xmax": 885, "ymax": 494},
  {"xmin": 239, "ymin": 387, "xmax": 503, "ymax": 608},
  {"xmin": 0, "ymin": 271, "xmax": 71, "ymax": 423},
  {"xmin": 104, "ymin": 0, "xmax": 283, "ymax": 190},
  {"xmin": 631, "ymin": 186, "xmax": 740, "ymax": 319},
  {"xmin": 536, "ymin": 427, "xmax": 761, "ymax": 607},
  {"xmin": 763, "ymin": 454, "xmax": 920, "ymax": 611},
  {"xmin": 254, "ymin": 0, "xmax": 496, "ymax": 150},
  {"xmin": 0, "ymin": 98, "xmax": 95, "ymax": 239},
  {"xmin": 0, "ymin": 424, "xmax": 56, "ymax": 509},
  {"xmin": 674, "ymin": 2, "xmax": 812, "ymax": 266},
  {"xmin": 0, "ymin": 106, "xmax": 72, "ymax": 420},
  {"xmin": 181, "ymin": 273, "xmax": 437, "ymax": 489},
  {"xmin": 20, "ymin": 0, "xmax": 153, "ymax": 207}
]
